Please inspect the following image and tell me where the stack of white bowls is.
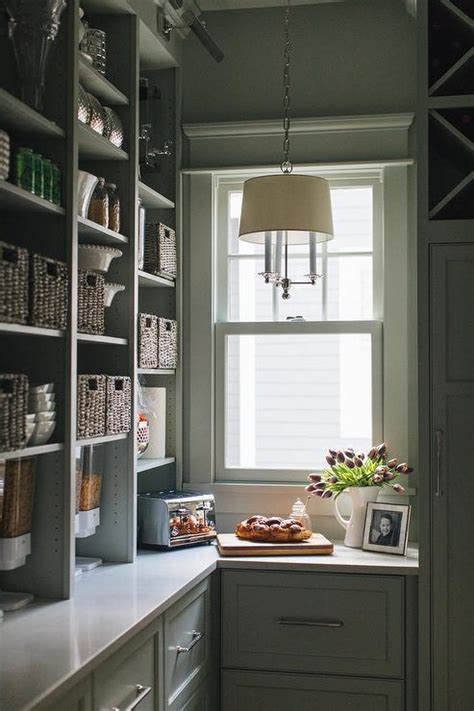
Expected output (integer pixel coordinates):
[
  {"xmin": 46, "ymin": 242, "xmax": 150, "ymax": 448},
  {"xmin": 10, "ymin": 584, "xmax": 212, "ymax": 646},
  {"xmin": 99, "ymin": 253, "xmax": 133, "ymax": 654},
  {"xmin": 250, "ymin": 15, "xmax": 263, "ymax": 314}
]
[{"xmin": 26, "ymin": 384, "xmax": 56, "ymax": 446}]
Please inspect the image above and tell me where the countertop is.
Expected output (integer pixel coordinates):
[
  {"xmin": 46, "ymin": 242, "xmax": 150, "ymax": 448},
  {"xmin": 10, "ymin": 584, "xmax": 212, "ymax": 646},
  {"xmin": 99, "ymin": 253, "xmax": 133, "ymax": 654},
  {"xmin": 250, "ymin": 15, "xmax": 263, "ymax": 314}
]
[{"xmin": 0, "ymin": 543, "xmax": 418, "ymax": 711}]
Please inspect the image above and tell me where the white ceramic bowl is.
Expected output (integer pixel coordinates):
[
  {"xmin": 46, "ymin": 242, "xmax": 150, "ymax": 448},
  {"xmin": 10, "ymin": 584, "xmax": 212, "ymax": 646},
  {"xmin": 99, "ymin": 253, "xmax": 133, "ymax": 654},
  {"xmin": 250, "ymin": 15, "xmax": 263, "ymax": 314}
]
[
  {"xmin": 28, "ymin": 399, "xmax": 56, "ymax": 413},
  {"xmin": 104, "ymin": 282, "xmax": 125, "ymax": 307},
  {"xmin": 29, "ymin": 421, "xmax": 56, "ymax": 446},
  {"xmin": 26, "ymin": 413, "xmax": 36, "ymax": 423},
  {"xmin": 25, "ymin": 422, "xmax": 36, "ymax": 444},
  {"xmin": 30, "ymin": 383, "xmax": 54, "ymax": 395},
  {"xmin": 78, "ymin": 245, "xmax": 123, "ymax": 274},
  {"xmin": 35, "ymin": 411, "xmax": 56, "ymax": 422}
]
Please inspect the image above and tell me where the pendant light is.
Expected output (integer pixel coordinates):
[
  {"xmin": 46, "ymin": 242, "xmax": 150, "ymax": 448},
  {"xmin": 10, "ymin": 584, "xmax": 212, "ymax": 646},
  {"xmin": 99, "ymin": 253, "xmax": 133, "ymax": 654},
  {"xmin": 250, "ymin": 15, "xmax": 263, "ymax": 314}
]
[{"xmin": 238, "ymin": 0, "xmax": 334, "ymax": 299}]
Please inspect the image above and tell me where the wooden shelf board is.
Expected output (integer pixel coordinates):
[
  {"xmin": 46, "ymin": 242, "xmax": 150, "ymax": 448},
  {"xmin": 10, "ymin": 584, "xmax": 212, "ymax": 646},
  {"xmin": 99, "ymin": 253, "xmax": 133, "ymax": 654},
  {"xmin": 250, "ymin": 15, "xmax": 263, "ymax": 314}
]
[
  {"xmin": 77, "ymin": 216, "xmax": 128, "ymax": 244},
  {"xmin": 0, "ymin": 443, "xmax": 64, "ymax": 460},
  {"xmin": 77, "ymin": 432, "xmax": 129, "ymax": 447},
  {"xmin": 0, "ymin": 88, "xmax": 65, "ymax": 138},
  {"xmin": 137, "ymin": 368, "xmax": 175, "ymax": 376},
  {"xmin": 77, "ymin": 333, "xmax": 128, "ymax": 345},
  {"xmin": 78, "ymin": 122, "xmax": 129, "ymax": 161},
  {"xmin": 429, "ymin": 48, "xmax": 474, "ymax": 96},
  {"xmin": 78, "ymin": 56, "xmax": 129, "ymax": 106},
  {"xmin": 428, "ymin": 95, "xmax": 474, "ymax": 109},
  {"xmin": 429, "ymin": 171, "xmax": 474, "ymax": 219},
  {"xmin": 136, "ymin": 457, "xmax": 176, "ymax": 472},
  {"xmin": 0, "ymin": 180, "xmax": 65, "ymax": 214},
  {"xmin": 138, "ymin": 270, "xmax": 175, "ymax": 288},
  {"xmin": 0, "ymin": 323, "xmax": 64, "ymax": 337},
  {"xmin": 138, "ymin": 181, "xmax": 175, "ymax": 209}
]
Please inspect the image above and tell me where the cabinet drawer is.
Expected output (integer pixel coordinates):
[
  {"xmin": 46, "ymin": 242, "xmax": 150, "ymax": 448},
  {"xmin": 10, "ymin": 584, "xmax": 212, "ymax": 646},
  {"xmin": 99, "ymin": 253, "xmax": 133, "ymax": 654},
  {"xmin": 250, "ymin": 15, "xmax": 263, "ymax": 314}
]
[
  {"xmin": 94, "ymin": 620, "xmax": 161, "ymax": 711},
  {"xmin": 222, "ymin": 670, "xmax": 404, "ymax": 711},
  {"xmin": 164, "ymin": 579, "xmax": 210, "ymax": 708},
  {"xmin": 222, "ymin": 570, "xmax": 404, "ymax": 678}
]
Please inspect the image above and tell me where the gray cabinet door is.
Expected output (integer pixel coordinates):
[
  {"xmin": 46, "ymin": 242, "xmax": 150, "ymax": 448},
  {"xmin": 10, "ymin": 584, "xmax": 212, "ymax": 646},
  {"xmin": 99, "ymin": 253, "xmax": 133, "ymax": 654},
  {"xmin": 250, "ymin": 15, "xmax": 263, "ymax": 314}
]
[
  {"xmin": 41, "ymin": 677, "xmax": 92, "ymax": 711},
  {"xmin": 222, "ymin": 670, "xmax": 404, "ymax": 711},
  {"xmin": 431, "ymin": 244, "xmax": 474, "ymax": 711},
  {"xmin": 222, "ymin": 570, "xmax": 404, "ymax": 678}
]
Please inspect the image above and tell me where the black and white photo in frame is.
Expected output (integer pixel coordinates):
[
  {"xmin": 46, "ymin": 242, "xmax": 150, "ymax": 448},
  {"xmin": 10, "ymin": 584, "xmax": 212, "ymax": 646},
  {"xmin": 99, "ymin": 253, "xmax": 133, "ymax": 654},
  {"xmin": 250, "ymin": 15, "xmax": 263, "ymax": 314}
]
[{"xmin": 362, "ymin": 502, "xmax": 411, "ymax": 555}]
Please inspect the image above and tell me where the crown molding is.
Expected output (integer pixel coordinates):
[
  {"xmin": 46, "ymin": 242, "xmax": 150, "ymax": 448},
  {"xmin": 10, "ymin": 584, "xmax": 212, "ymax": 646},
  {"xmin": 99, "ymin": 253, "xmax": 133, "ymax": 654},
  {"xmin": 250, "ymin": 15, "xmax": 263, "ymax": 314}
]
[{"xmin": 182, "ymin": 113, "xmax": 415, "ymax": 140}]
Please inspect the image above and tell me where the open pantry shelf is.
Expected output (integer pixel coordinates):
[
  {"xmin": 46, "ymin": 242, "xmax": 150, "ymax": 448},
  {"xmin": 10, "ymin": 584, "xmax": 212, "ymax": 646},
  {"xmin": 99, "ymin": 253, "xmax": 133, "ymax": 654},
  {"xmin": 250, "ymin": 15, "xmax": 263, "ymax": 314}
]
[
  {"xmin": 0, "ymin": 88, "xmax": 65, "ymax": 138},
  {"xmin": 0, "ymin": 443, "xmax": 64, "ymax": 461},
  {"xmin": 138, "ymin": 181, "xmax": 175, "ymax": 209},
  {"xmin": 137, "ymin": 368, "xmax": 176, "ymax": 376},
  {"xmin": 0, "ymin": 323, "xmax": 65, "ymax": 338},
  {"xmin": 77, "ymin": 215, "xmax": 128, "ymax": 244},
  {"xmin": 136, "ymin": 457, "xmax": 176, "ymax": 472},
  {"xmin": 76, "ymin": 432, "xmax": 129, "ymax": 447},
  {"xmin": 78, "ymin": 55, "xmax": 129, "ymax": 106},
  {"xmin": 138, "ymin": 270, "xmax": 175, "ymax": 288},
  {"xmin": 77, "ymin": 333, "xmax": 128, "ymax": 345},
  {"xmin": 78, "ymin": 122, "xmax": 129, "ymax": 160},
  {"xmin": 0, "ymin": 180, "xmax": 65, "ymax": 214}
]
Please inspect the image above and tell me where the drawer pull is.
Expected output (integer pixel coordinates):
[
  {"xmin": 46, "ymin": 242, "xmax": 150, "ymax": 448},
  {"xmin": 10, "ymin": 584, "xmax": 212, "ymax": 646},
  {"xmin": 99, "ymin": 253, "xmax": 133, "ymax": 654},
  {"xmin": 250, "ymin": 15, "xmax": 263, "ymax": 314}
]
[
  {"xmin": 176, "ymin": 630, "xmax": 204, "ymax": 654},
  {"xmin": 111, "ymin": 684, "xmax": 152, "ymax": 711},
  {"xmin": 277, "ymin": 618, "xmax": 344, "ymax": 629}
]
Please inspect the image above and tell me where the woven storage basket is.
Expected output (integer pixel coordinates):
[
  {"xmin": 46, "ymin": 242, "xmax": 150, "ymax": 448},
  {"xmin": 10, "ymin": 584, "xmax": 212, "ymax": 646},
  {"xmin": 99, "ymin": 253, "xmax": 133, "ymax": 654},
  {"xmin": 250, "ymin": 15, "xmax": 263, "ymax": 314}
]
[
  {"xmin": 144, "ymin": 223, "xmax": 177, "ymax": 279},
  {"xmin": 138, "ymin": 313, "xmax": 158, "ymax": 368},
  {"xmin": 158, "ymin": 318, "xmax": 178, "ymax": 369},
  {"xmin": 0, "ymin": 241, "xmax": 29, "ymax": 325},
  {"xmin": 106, "ymin": 376, "xmax": 131, "ymax": 435},
  {"xmin": 0, "ymin": 374, "xmax": 29, "ymax": 451},
  {"xmin": 30, "ymin": 254, "xmax": 68, "ymax": 330},
  {"xmin": 78, "ymin": 270, "xmax": 105, "ymax": 335},
  {"xmin": 77, "ymin": 374, "xmax": 106, "ymax": 439}
]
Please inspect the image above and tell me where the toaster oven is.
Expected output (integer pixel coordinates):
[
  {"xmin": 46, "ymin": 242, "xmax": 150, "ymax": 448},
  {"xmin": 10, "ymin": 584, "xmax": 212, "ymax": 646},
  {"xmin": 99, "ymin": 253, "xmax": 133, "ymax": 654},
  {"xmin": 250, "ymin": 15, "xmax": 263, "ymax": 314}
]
[{"xmin": 137, "ymin": 490, "xmax": 216, "ymax": 549}]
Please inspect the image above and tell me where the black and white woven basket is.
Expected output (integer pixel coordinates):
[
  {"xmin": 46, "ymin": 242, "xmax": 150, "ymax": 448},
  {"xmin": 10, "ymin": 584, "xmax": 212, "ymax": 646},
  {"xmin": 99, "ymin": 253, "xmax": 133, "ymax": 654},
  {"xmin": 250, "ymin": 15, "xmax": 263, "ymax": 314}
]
[
  {"xmin": 30, "ymin": 254, "xmax": 68, "ymax": 330},
  {"xmin": 0, "ymin": 373, "xmax": 29, "ymax": 451},
  {"xmin": 158, "ymin": 318, "xmax": 178, "ymax": 369},
  {"xmin": 106, "ymin": 376, "xmax": 131, "ymax": 435},
  {"xmin": 138, "ymin": 313, "xmax": 158, "ymax": 369},
  {"xmin": 77, "ymin": 374, "xmax": 106, "ymax": 439},
  {"xmin": 78, "ymin": 270, "xmax": 105, "ymax": 335},
  {"xmin": 144, "ymin": 223, "xmax": 177, "ymax": 279}
]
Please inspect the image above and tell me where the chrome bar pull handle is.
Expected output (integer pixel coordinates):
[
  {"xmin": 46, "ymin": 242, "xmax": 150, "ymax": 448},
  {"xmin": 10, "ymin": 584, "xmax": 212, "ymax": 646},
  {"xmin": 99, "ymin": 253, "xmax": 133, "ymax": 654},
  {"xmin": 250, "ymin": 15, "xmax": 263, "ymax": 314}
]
[
  {"xmin": 176, "ymin": 630, "xmax": 204, "ymax": 653},
  {"xmin": 111, "ymin": 684, "xmax": 152, "ymax": 711},
  {"xmin": 277, "ymin": 618, "xmax": 344, "ymax": 629},
  {"xmin": 435, "ymin": 429, "xmax": 443, "ymax": 498}
]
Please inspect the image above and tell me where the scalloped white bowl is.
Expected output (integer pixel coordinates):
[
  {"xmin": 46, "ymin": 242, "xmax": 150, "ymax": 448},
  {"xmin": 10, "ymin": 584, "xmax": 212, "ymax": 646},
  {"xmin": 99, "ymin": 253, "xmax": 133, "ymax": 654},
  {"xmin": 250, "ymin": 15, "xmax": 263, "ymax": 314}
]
[{"xmin": 78, "ymin": 245, "xmax": 123, "ymax": 273}]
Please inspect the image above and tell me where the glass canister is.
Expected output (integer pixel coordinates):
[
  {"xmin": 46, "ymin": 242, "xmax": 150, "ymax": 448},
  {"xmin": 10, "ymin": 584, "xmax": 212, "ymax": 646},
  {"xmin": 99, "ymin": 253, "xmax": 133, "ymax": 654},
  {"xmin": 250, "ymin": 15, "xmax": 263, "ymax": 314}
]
[
  {"xmin": 80, "ymin": 28, "xmax": 106, "ymax": 75},
  {"xmin": 105, "ymin": 182, "xmax": 120, "ymax": 233},
  {"xmin": 289, "ymin": 497, "xmax": 312, "ymax": 535},
  {"xmin": 33, "ymin": 153, "xmax": 44, "ymax": 198},
  {"xmin": 88, "ymin": 177, "xmax": 109, "ymax": 228},
  {"xmin": 42, "ymin": 159, "xmax": 53, "ymax": 203},
  {"xmin": 15, "ymin": 147, "xmax": 34, "ymax": 193},
  {"xmin": 0, "ymin": 458, "xmax": 36, "ymax": 538},
  {"xmin": 79, "ymin": 445, "xmax": 103, "ymax": 512}
]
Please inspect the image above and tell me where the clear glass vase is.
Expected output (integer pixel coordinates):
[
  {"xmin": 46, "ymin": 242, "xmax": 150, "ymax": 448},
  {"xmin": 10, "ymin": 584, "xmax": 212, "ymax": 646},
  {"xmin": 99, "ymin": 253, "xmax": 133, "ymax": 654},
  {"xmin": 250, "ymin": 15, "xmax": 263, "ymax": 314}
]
[{"xmin": 4, "ymin": 0, "xmax": 66, "ymax": 112}]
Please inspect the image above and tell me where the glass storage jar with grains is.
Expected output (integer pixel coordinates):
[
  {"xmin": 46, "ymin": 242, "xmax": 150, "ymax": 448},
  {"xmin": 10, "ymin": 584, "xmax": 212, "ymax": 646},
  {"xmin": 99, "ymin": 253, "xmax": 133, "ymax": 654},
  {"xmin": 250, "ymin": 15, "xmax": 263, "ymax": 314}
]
[
  {"xmin": 105, "ymin": 182, "xmax": 120, "ymax": 233},
  {"xmin": 88, "ymin": 177, "xmax": 109, "ymax": 228}
]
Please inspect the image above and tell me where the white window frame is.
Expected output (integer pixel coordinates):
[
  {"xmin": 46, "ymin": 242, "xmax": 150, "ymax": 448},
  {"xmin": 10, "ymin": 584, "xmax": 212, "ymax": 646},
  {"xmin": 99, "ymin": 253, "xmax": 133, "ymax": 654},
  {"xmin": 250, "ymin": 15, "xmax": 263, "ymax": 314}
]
[{"xmin": 214, "ymin": 170, "xmax": 384, "ymax": 483}]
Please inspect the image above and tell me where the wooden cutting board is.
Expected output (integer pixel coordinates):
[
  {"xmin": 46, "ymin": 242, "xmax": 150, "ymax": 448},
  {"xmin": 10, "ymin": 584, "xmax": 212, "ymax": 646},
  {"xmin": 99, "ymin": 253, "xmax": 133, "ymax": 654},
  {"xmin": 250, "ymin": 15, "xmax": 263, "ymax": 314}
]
[{"xmin": 217, "ymin": 533, "xmax": 333, "ymax": 556}]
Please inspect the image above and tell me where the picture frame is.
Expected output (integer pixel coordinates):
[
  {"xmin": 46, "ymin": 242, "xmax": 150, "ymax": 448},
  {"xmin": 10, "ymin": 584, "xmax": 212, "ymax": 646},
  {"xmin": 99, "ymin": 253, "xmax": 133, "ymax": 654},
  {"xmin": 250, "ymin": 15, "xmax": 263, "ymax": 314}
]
[{"xmin": 362, "ymin": 502, "xmax": 411, "ymax": 555}]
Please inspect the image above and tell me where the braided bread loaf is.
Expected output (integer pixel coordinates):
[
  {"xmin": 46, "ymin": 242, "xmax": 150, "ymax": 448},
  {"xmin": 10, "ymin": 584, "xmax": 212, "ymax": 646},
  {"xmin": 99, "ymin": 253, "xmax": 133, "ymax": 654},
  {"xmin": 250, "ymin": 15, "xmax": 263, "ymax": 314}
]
[{"xmin": 235, "ymin": 515, "xmax": 312, "ymax": 542}]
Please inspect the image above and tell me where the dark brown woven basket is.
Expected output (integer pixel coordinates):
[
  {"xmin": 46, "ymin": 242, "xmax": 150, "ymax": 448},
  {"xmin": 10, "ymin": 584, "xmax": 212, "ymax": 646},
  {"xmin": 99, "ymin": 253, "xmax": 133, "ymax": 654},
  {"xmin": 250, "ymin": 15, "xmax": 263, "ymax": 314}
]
[
  {"xmin": 106, "ymin": 376, "xmax": 131, "ymax": 435},
  {"xmin": 78, "ymin": 270, "xmax": 105, "ymax": 335},
  {"xmin": 30, "ymin": 254, "xmax": 68, "ymax": 330},
  {"xmin": 0, "ymin": 373, "xmax": 29, "ymax": 451},
  {"xmin": 138, "ymin": 313, "xmax": 158, "ymax": 369},
  {"xmin": 144, "ymin": 223, "xmax": 177, "ymax": 279},
  {"xmin": 158, "ymin": 318, "xmax": 178, "ymax": 369},
  {"xmin": 0, "ymin": 241, "xmax": 29, "ymax": 325},
  {"xmin": 77, "ymin": 374, "xmax": 106, "ymax": 439}
]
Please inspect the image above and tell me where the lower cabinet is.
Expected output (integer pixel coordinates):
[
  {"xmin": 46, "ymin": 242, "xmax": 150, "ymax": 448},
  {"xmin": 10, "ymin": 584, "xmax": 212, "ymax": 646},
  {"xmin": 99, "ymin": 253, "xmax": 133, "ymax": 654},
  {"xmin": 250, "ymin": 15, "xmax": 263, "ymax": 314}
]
[
  {"xmin": 42, "ymin": 677, "xmax": 92, "ymax": 711},
  {"xmin": 222, "ymin": 670, "xmax": 404, "ymax": 711}
]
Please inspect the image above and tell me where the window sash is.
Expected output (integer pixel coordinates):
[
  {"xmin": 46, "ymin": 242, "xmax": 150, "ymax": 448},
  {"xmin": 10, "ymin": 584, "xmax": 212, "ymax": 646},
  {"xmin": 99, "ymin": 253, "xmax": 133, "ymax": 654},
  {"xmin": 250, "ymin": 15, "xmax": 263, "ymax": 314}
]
[{"xmin": 215, "ymin": 320, "xmax": 383, "ymax": 483}]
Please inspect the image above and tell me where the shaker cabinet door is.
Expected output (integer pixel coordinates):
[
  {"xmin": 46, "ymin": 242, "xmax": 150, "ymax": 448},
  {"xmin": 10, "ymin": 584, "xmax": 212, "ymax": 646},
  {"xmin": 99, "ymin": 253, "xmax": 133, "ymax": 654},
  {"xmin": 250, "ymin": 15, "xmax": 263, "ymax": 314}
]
[{"xmin": 430, "ymin": 244, "xmax": 474, "ymax": 711}]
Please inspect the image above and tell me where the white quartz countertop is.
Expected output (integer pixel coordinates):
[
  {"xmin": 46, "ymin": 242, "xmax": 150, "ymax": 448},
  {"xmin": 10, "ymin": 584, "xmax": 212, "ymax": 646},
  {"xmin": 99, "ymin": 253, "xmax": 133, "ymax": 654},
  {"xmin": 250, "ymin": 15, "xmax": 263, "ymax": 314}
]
[{"xmin": 0, "ymin": 543, "xmax": 418, "ymax": 711}]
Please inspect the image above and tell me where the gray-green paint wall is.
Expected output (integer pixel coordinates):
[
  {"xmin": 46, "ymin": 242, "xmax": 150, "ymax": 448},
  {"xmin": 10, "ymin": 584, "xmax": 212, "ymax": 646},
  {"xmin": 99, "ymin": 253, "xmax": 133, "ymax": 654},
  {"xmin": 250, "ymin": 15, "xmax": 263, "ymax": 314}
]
[{"xmin": 182, "ymin": 0, "xmax": 416, "ymax": 124}]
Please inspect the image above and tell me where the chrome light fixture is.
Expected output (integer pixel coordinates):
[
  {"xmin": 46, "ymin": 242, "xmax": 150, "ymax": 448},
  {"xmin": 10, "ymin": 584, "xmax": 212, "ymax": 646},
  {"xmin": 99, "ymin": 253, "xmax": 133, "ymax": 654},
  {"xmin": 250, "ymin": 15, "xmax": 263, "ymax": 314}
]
[{"xmin": 238, "ymin": 0, "xmax": 334, "ymax": 299}]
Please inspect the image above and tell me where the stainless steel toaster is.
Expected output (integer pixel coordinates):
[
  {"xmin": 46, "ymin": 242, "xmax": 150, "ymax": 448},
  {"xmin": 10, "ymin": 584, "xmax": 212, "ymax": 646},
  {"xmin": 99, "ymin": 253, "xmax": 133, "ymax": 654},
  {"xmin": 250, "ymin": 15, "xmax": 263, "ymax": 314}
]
[{"xmin": 137, "ymin": 490, "xmax": 216, "ymax": 549}]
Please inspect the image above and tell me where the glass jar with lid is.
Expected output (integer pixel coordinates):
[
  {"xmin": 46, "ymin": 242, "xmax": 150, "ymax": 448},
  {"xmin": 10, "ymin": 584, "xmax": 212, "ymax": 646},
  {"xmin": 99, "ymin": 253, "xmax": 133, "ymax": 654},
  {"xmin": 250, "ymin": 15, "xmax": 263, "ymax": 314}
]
[
  {"xmin": 88, "ymin": 176, "xmax": 109, "ymax": 228},
  {"xmin": 105, "ymin": 182, "xmax": 120, "ymax": 233}
]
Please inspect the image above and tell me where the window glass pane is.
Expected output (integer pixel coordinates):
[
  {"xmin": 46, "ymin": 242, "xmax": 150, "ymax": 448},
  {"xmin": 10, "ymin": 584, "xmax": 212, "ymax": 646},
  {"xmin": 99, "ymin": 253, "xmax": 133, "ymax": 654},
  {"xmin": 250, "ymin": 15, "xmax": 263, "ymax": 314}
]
[
  {"xmin": 326, "ymin": 255, "xmax": 373, "ymax": 320},
  {"xmin": 225, "ymin": 334, "xmax": 372, "ymax": 470},
  {"xmin": 327, "ymin": 187, "xmax": 373, "ymax": 252},
  {"xmin": 229, "ymin": 258, "xmax": 274, "ymax": 322},
  {"xmin": 228, "ymin": 192, "xmax": 261, "ymax": 254}
]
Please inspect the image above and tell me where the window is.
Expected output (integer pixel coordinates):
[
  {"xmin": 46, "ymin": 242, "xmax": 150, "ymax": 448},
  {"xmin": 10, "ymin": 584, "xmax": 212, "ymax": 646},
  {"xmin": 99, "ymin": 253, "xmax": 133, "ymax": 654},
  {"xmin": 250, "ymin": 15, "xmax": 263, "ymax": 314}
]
[{"xmin": 215, "ymin": 173, "xmax": 383, "ymax": 482}]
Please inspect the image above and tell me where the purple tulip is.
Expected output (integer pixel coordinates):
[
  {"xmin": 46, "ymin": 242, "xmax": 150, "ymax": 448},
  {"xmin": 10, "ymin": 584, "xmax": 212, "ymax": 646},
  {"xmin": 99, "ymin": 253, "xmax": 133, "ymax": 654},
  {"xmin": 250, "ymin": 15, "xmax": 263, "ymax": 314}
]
[
  {"xmin": 376, "ymin": 465, "xmax": 388, "ymax": 475},
  {"xmin": 328, "ymin": 449, "xmax": 337, "ymax": 457},
  {"xmin": 372, "ymin": 473, "xmax": 383, "ymax": 484},
  {"xmin": 367, "ymin": 447, "xmax": 377, "ymax": 460},
  {"xmin": 344, "ymin": 450, "xmax": 355, "ymax": 458},
  {"xmin": 396, "ymin": 463, "xmax": 409, "ymax": 473},
  {"xmin": 354, "ymin": 457, "xmax": 363, "ymax": 467},
  {"xmin": 305, "ymin": 483, "xmax": 319, "ymax": 493},
  {"xmin": 376, "ymin": 442, "xmax": 387, "ymax": 457},
  {"xmin": 326, "ymin": 455, "xmax": 336, "ymax": 467},
  {"xmin": 314, "ymin": 489, "xmax": 325, "ymax": 498},
  {"xmin": 336, "ymin": 451, "xmax": 345, "ymax": 463},
  {"xmin": 308, "ymin": 473, "xmax": 322, "ymax": 483},
  {"xmin": 322, "ymin": 489, "xmax": 333, "ymax": 499},
  {"xmin": 383, "ymin": 470, "xmax": 396, "ymax": 481},
  {"xmin": 345, "ymin": 458, "xmax": 355, "ymax": 469},
  {"xmin": 405, "ymin": 466, "xmax": 414, "ymax": 474},
  {"xmin": 387, "ymin": 458, "xmax": 398, "ymax": 468},
  {"xmin": 356, "ymin": 453, "xmax": 365, "ymax": 460},
  {"xmin": 392, "ymin": 483, "xmax": 406, "ymax": 494},
  {"xmin": 315, "ymin": 481, "xmax": 326, "ymax": 490},
  {"xmin": 328, "ymin": 475, "xmax": 338, "ymax": 484}
]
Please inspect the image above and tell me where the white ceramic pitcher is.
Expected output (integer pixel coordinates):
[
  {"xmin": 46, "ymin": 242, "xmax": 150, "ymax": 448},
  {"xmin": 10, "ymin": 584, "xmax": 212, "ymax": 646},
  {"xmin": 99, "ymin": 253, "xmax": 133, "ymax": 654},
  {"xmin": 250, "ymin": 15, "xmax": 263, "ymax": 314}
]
[{"xmin": 334, "ymin": 487, "xmax": 380, "ymax": 548}]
